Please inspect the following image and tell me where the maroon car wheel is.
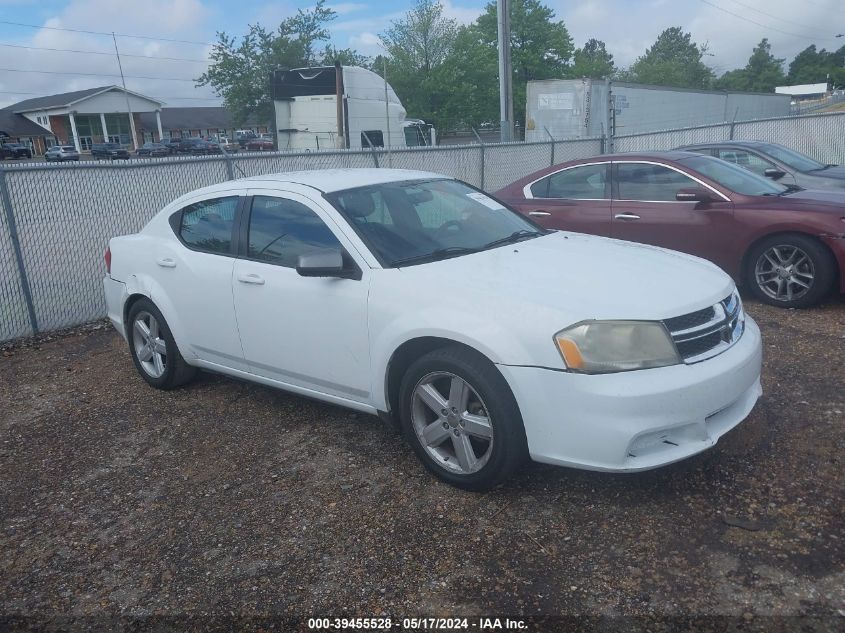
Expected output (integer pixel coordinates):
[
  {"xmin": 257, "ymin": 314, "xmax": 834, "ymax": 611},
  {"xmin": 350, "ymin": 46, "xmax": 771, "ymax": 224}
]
[{"xmin": 747, "ymin": 234, "xmax": 836, "ymax": 308}]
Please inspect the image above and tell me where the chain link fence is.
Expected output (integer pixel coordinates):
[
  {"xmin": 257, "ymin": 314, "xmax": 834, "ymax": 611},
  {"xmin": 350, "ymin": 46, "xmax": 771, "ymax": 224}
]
[
  {"xmin": 614, "ymin": 111, "xmax": 845, "ymax": 165},
  {"xmin": 2, "ymin": 110, "xmax": 844, "ymax": 342}
]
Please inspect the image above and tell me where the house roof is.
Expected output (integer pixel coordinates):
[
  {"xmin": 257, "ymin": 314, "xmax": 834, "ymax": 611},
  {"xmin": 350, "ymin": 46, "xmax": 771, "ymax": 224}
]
[
  {"xmin": 9, "ymin": 85, "xmax": 164, "ymax": 113},
  {"xmin": 139, "ymin": 107, "xmax": 269, "ymax": 131},
  {"xmin": 0, "ymin": 107, "xmax": 50, "ymax": 138}
]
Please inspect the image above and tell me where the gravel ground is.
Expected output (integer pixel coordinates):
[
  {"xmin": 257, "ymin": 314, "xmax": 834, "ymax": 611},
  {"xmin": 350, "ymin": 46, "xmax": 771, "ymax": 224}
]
[{"xmin": 1, "ymin": 298, "xmax": 843, "ymax": 632}]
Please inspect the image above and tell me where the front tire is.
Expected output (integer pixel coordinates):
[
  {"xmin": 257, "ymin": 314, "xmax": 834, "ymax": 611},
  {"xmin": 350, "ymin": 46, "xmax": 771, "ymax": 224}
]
[
  {"xmin": 399, "ymin": 346, "xmax": 527, "ymax": 491},
  {"xmin": 746, "ymin": 234, "xmax": 836, "ymax": 308},
  {"xmin": 127, "ymin": 298, "xmax": 196, "ymax": 390}
]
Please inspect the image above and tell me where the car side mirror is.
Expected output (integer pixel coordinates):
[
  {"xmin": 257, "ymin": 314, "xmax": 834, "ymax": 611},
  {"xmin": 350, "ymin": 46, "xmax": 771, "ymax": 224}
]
[
  {"xmin": 296, "ymin": 248, "xmax": 357, "ymax": 279},
  {"xmin": 676, "ymin": 187, "xmax": 713, "ymax": 203},
  {"xmin": 764, "ymin": 167, "xmax": 786, "ymax": 180}
]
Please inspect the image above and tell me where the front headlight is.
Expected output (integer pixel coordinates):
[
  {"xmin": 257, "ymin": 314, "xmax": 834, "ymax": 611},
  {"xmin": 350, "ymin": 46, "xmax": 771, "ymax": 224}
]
[{"xmin": 554, "ymin": 320, "xmax": 681, "ymax": 374}]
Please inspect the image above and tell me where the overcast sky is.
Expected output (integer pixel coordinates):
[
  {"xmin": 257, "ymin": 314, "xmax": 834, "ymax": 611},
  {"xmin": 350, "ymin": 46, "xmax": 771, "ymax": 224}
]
[{"xmin": 0, "ymin": 0, "xmax": 842, "ymax": 108}]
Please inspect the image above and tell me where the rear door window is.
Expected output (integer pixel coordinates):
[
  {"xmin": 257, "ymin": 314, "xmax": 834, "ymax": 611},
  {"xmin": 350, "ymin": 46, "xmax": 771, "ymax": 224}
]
[{"xmin": 178, "ymin": 196, "xmax": 239, "ymax": 254}]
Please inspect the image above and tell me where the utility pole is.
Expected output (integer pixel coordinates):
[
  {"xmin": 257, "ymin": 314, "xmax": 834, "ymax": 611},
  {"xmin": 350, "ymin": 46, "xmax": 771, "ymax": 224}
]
[
  {"xmin": 112, "ymin": 33, "xmax": 138, "ymax": 151},
  {"xmin": 383, "ymin": 56, "xmax": 392, "ymax": 166},
  {"xmin": 497, "ymin": 0, "xmax": 513, "ymax": 142}
]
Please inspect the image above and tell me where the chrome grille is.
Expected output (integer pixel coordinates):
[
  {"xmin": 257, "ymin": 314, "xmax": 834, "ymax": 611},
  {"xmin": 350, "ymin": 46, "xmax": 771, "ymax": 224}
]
[{"xmin": 664, "ymin": 292, "xmax": 745, "ymax": 363}]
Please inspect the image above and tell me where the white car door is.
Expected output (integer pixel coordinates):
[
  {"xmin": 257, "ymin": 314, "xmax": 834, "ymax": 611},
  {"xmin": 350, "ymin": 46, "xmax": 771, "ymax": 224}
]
[
  {"xmin": 153, "ymin": 190, "xmax": 248, "ymax": 370},
  {"xmin": 232, "ymin": 189, "xmax": 372, "ymax": 403}
]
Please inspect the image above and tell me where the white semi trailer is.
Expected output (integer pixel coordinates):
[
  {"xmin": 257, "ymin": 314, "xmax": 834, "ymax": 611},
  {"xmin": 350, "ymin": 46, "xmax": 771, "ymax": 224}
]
[{"xmin": 272, "ymin": 64, "xmax": 433, "ymax": 151}]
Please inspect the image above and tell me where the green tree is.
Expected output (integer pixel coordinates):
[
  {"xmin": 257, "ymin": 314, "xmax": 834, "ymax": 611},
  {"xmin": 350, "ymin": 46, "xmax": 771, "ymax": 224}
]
[
  {"xmin": 379, "ymin": 0, "xmax": 458, "ymax": 125},
  {"xmin": 714, "ymin": 39, "xmax": 785, "ymax": 92},
  {"xmin": 197, "ymin": 1, "xmax": 337, "ymax": 125},
  {"xmin": 788, "ymin": 44, "xmax": 845, "ymax": 87},
  {"xmin": 571, "ymin": 38, "xmax": 615, "ymax": 79},
  {"xmin": 322, "ymin": 45, "xmax": 370, "ymax": 68},
  {"xmin": 432, "ymin": 25, "xmax": 500, "ymax": 129},
  {"xmin": 627, "ymin": 27, "xmax": 713, "ymax": 88}
]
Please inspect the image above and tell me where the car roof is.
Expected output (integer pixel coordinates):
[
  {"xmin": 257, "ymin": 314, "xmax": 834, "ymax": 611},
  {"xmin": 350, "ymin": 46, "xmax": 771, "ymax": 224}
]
[
  {"xmin": 243, "ymin": 169, "xmax": 448, "ymax": 193},
  {"xmin": 574, "ymin": 150, "xmax": 704, "ymax": 161},
  {"xmin": 678, "ymin": 140, "xmax": 770, "ymax": 149}
]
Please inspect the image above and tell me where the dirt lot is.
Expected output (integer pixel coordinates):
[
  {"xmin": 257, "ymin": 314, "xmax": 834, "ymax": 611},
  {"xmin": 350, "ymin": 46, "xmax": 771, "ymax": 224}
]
[{"xmin": 1, "ymin": 298, "xmax": 843, "ymax": 632}]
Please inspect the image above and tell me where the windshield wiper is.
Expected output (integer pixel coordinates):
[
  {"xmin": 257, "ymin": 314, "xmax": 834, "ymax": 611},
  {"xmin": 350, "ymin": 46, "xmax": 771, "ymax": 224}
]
[
  {"xmin": 392, "ymin": 246, "xmax": 481, "ymax": 267},
  {"xmin": 482, "ymin": 229, "xmax": 543, "ymax": 250}
]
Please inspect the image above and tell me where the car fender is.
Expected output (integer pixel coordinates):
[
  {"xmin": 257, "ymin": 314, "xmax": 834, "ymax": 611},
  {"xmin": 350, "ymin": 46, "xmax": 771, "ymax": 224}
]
[
  {"xmin": 369, "ymin": 307, "xmax": 536, "ymax": 411},
  {"xmin": 124, "ymin": 273, "xmax": 195, "ymax": 361}
]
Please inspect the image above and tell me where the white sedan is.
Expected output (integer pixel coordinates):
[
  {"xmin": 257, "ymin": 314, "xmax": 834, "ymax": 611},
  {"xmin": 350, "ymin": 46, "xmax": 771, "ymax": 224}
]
[{"xmin": 104, "ymin": 169, "xmax": 763, "ymax": 489}]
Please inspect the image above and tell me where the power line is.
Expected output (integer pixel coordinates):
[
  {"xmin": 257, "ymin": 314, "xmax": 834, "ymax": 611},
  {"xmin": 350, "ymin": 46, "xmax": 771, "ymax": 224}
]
[
  {"xmin": 0, "ymin": 67, "xmax": 199, "ymax": 82},
  {"xmin": 697, "ymin": 0, "xmax": 839, "ymax": 42},
  {"xmin": 724, "ymin": 0, "xmax": 828, "ymax": 34},
  {"xmin": 0, "ymin": 90, "xmax": 221, "ymax": 100},
  {"xmin": 0, "ymin": 20, "xmax": 214, "ymax": 46},
  {"xmin": 0, "ymin": 42, "xmax": 210, "ymax": 63}
]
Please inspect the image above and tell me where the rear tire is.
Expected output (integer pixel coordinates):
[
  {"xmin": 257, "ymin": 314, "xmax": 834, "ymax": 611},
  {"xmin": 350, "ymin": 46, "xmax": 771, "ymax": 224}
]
[
  {"xmin": 127, "ymin": 298, "xmax": 197, "ymax": 390},
  {"xmin": 745, "ymin": 234, "xmax": 836, "ymax": 308},
  {"xmin": 399, "ymin": 346, "xmax": 527, "ymax": 491}
]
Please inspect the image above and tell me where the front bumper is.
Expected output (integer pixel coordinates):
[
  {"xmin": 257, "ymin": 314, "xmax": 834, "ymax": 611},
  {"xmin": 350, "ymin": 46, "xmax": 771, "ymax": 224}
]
[{"xmin": 497, "ymin": 316, "xmax": 763, "ymax": 472}]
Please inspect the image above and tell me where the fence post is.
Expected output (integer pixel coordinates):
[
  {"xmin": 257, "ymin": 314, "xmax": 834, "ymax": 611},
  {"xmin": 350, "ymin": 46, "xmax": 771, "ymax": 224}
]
[
  {"xmin": 222, "ymin": 151, "xmax": 235, "ymax": 180},
  {"xmin": 544, "ymin": 126, "xmax": 555, "ymax": 166},
  {"xmin": 362, "ymin": 132, "xmax": 380, "ymax": 168},
  {"xmin": 0, "ymin": 166, "xmax": 38, "ymax": 335},
  {"xmin": 471, "ymin": 128, "xmax": 485, "ymax": 191}
]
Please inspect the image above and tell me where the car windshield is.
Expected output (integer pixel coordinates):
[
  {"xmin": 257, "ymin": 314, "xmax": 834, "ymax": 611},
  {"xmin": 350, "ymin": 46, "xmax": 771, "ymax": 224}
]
[
  {"xmin": 326, "ymin": 179, "xmax": 544, "ymax": 267},
  {"xmin": 759, "ymin": 143, "xmax": 826, "ymax": 172},
  {"xmin": 678, "ymin": 154, "xmax": 787, "ymax": 196},
  {"xmin": 61, "ymin": 146, "xmax": 76, "ymax": 151}
]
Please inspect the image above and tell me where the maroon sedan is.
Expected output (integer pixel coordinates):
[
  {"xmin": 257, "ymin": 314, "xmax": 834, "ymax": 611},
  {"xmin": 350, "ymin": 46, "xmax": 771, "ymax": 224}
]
[{"xmin": 496, "ymin": 151, "xmax": 845, "ymax": 308}]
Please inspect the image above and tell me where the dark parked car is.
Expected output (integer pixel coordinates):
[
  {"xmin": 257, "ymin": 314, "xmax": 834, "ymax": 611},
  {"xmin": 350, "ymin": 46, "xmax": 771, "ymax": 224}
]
[
  {"xmin": 44, "ymin": 145, "xmax": 80, "ymax": 162},
  {"xmin": 245, "ymin": 137, "xmax": 274, "ymax": 151},
  {"xmin": 496, "ymin": 151, "xmax": 845, "ymax": 308},
  {"xmin": 157, "ymin": 138, "xmax": 181, "ymax": 154},
  {"xmin": 1, "ymin": 143, "xmax": 33, "ymax": 159},
  {"xmin": 91, "ymin": 142, "xmax": 130, "ymax": 160},
  {"xmin": 678, "ymin": 141, "xmax": 845, "ymax": 191},
  {"xmin": 174, "ymin": 138, "xmax": 220, "ymax": 155},
  {"xmin": 136, "ymin": 142, "xmax": 170, "ymax": 157}
]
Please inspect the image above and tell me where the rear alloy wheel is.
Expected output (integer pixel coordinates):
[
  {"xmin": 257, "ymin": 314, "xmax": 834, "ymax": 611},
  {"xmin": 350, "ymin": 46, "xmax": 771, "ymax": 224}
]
[
  {"xmin": 747, "ymin": 234, "xmax": 835, "ymax": 308},
  {"xmin": 127, "ymin": 298, "xmax": 196, "ymax": 389},
  {"xmin": 399, "ymin": 346, "xmax": 527, "ymax": 490}
]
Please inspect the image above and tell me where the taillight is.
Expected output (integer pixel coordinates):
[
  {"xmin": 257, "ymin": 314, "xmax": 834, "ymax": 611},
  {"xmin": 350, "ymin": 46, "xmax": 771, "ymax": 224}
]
[{"xmin": 104, "ymin": 246, "xmax": 112, "ymax": 274}]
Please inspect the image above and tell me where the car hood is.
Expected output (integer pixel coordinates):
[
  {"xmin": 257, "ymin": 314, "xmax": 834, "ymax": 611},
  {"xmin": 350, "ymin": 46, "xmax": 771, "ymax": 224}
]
[
  {"xmin": 396, "ymin": 231, "xmax": 734, "ymax": 322},
  {"xmin": 782, "ymin": 189, "xmax": 845, "ymax": 205},
  {"xmin": 806, "ymin": 165, "xmax": 845, "ymax": 180}
]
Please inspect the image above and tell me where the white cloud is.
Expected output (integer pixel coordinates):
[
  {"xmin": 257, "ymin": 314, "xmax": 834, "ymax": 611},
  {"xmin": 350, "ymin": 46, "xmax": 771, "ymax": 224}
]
[
  {"xmin": 327, "ymin": 3, "xmax": 368, "ymax": 15},
  {"xmin": 440, "ymin": 0, "xmax": 482, "ymax": 25},
  {"xmin": 349, "ymin": 31, "xmax": 383, "ymax": 56}
]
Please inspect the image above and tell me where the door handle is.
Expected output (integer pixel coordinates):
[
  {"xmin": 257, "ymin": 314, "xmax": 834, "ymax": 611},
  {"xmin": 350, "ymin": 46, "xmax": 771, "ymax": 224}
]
[
  {"xmin": 614, "ymin": 213, "xmax": 641, "ymax": 221},
  {"xmin": 237, "ymin": 273, "xmax": 265, "ymax": 285},
  {"xmin": 528, "ymin": 210, "xmax": 551, "ymax": 217},
  {"xmin": 156, "ymin": 257, "xmax": 176, "ymax": 268}
]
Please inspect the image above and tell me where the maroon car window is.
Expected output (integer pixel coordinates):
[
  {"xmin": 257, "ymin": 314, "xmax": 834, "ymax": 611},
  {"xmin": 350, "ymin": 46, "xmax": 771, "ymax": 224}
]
[
  {"xmin": 530, "ymin": 164, "xmax": 608, "ymax": 199},
  {"xmin": 616, "ymin": 163, "xmax": 697, "ymax": 202}
]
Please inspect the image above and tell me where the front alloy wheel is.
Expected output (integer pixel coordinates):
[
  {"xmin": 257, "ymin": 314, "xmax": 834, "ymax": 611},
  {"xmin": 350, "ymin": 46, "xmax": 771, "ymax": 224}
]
[
  {"xmin": 399, "ymin": 346, "xmax": 527, "ymax": 490},
  {"xmin": 411, "ymin": 372, "xmax": 494, "ymax": 474}
]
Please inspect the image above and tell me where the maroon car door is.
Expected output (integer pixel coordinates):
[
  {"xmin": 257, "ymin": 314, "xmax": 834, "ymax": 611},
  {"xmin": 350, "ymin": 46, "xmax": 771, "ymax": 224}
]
[
  {"xmin": 610, "ymin": 161, "xmax": 736, "ymax": 271},
  {"xmin": 512, "ymin": 162, "xmax": 612, "ymax": 236}
]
